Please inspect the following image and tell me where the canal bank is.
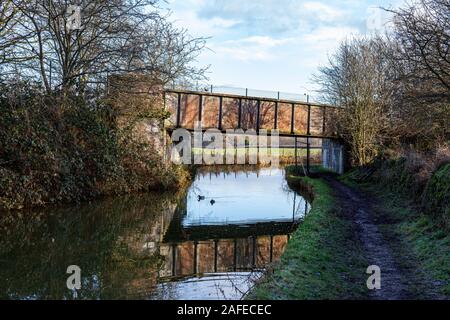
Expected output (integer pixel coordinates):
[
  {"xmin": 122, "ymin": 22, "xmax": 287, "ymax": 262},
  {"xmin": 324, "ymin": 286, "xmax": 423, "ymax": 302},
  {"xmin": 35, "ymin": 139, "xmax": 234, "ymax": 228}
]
[
  {"xmin": 249, "ymin": 169, "xmax": 368, "ymax": 300},
  {"xmin": 250, "ymin": 165, "xmax": 449, "ymax": 300},
  {"xmin": 0, "ymin": 165, "xmax": 310, "ymax": 300}
]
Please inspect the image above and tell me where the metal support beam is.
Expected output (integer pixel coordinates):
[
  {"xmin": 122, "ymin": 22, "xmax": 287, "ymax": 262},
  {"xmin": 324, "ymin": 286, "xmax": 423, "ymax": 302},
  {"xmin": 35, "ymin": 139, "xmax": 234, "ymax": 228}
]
[
  {"xmin": 198, "ymin": 94, "xmax": 203, "ymax": 123},
  {"xmin": 233, "ymin": 239, "xmax": 238, "ymax": 272},
  {"xmin": 172, "ymin": 244, "xmax": 177, "ymax": 277},
  {"xmin": 307, "ymin": 98, "xmax": 311, "ymax": 174},
  {"xmin": 214, "ymin": 240, "xmax": 218, "ymax": 272},
  {"xmin": 274, "ymin": 102, "xmax": 278, "ymax": 130},
  {"xmin": 306, "ymin": 137, "xmax": 311, "ymax": 175},
  {"xmin": 291, "ymin": 103, "xmax": 295, "ymax": 134},
  {"xmin": 218, "ymin": 96, "xmax": 223, "ymax": 130},
  {"xmin": 307, "ymin": 104, "xmax": 311, "ymax": 135},
  {"xmin": 252, "ymin": 236, "xmax": 257, "ymax": 268},
  {"xmin": 176, "ymin": 93, "xmax": 182, "ymax": 127},
  {"xmin": 193, "ymin": 242, "xmax": 198, "ymax": 275},
  {"xmin": 238, "ymin": 98, "xmax": 242, "ymax": 129},
  {"xmin": 293, "ymin": 192, "xmax": 297, "ymax": 221},
  {"xmin": 322, "ymin": 107, "xmax": 327, "ymax": 135},
  {"xmin": 307, "ymin": 138, "xmax": 311, "ymax": 174},
  {"xmin": 256, "ymin": 100, "xmax": 261, "ymax": 133}
]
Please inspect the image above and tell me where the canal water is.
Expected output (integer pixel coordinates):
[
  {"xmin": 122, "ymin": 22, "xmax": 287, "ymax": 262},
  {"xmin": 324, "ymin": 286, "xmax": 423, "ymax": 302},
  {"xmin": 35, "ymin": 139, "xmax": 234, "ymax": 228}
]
[{"xmin": 0, "ymin": 166, "xmax": 310, "ymax": 300}]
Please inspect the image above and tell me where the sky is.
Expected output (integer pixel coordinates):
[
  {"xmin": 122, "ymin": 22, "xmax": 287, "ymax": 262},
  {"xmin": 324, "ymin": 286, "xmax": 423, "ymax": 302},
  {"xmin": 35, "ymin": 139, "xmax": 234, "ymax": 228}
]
[{"xmin": 163, "ymin": 0, "xmax": 403, "ymax": 96}]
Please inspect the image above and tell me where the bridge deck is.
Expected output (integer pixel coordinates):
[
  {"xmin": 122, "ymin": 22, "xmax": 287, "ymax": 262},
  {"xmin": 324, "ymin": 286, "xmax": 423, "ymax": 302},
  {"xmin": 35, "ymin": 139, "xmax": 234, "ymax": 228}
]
[{"xmin": 164, "ymin": 89, "xmax": 341, "ymax": 140}]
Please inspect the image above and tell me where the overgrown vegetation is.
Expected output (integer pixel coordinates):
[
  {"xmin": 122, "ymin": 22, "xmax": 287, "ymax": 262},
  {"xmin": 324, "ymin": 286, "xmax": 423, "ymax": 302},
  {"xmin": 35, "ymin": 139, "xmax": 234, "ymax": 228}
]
[
  {"xmin": 343, "ymin": 146, "xmax": 450, "ymax": 230},
  {"xmin": 0, "ymin": 81, "xmax": 189, "ymax": 210},
  {"xmin": 0, "ymin": 1, "xmax": 205, "ymax": 210},
  {"xmin": 341, "ymin": 164, "xmax": 450, "ymax": 296},
  {"xmin": 250, "ymin": 167, "xmax": 368, "ymax": 300},
  {"xmin": 316, "ymin": 0, "xmax": 449, "ymax": 166}
]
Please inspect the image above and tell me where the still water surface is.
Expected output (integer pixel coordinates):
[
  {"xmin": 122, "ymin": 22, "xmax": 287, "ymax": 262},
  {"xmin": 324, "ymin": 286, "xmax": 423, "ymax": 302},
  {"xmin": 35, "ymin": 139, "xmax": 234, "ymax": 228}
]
[{"xmin": 0, "ymin": 167, "xmax": 310, "ymax": 300}]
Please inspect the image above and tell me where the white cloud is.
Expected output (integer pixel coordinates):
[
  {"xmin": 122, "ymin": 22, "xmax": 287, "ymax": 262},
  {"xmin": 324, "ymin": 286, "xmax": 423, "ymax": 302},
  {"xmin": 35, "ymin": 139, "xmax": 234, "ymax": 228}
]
[
  {"xmin": 302, "ymin": 2, "xmax": 347, "ymax": 22},
  {"xmin": 208, "ymin": 17, "xmax": 241, "ymax": 29},
  {"xmin": 237, "ymin": 36, "xmax": 294, "ymax": 47},
  {"xmin": 206, "ymin": 36, "xmax": 294, "ymax": 62},
  {"xmin": 303, "ymin": 26, "xmax": 359, "ymax": 42},
  {"xmin": 167, "ymin": 1, "xmax": 240, "ymax": 37}
]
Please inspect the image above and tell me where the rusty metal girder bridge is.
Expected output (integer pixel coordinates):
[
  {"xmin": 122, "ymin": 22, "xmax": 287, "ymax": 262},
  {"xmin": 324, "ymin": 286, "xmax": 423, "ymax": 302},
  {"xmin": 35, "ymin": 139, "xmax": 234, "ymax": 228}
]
[{"xmin": 164, "ymin": 88, "xmax": 341, "ymax": 140}]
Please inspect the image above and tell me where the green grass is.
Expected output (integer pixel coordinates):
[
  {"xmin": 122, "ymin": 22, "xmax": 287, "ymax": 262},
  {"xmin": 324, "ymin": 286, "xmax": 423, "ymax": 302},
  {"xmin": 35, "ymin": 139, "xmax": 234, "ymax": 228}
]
[
  {"xmin": 398, "ymin": 215, "xmax": 450, "ymax": 296},
  {"xmin": 249, "ymin": 170, "xmax": 368, "ymax": 300}
]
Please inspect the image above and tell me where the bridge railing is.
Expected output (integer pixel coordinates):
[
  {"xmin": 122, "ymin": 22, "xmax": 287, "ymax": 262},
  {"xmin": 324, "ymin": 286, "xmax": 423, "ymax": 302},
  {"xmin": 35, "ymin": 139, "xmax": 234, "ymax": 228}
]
[{"xmin": 165, "ymin": 84, "xmax": 318, "ymax": 104}]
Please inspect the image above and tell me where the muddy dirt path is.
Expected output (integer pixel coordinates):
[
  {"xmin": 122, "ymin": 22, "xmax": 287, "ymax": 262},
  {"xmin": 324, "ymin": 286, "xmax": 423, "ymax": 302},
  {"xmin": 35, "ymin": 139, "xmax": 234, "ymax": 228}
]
[{"xmin": 322, "ymin": 175, "xmax": 412, "ymax": 300}]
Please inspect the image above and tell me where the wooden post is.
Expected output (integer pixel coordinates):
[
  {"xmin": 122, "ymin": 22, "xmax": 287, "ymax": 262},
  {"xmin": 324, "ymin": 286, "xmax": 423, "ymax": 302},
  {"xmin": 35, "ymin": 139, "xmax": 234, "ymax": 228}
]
[{"xmin": 322, "ymin": 106, "xmax": 326, "ymax": 135}]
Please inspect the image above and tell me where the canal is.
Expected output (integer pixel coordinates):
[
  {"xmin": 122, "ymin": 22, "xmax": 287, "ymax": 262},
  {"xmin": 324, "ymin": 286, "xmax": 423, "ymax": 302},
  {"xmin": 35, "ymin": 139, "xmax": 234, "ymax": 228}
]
[{"xmin": 0, "ymin": 166, "xmax": 310, "ymax": 300}]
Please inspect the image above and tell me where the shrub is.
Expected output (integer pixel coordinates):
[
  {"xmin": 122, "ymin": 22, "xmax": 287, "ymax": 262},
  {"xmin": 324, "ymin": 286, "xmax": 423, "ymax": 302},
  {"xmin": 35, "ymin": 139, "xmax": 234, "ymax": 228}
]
[
  {"xmin": 421, "ymin": 164, "xmax": 450, "ymax": 230},
  {"xmin": 0, "ymin": 81, "xmax": 187, "ymax": 210}
]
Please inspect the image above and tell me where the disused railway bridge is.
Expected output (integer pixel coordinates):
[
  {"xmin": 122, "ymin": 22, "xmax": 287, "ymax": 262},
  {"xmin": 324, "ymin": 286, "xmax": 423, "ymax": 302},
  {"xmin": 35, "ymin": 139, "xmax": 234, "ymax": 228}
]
[
  {"xmin": 163, "ymin": 88, "xmax": 344, "ymax": 173},
  {"xmin": 164, "ymin": 88, "xmax": 341, "ymax": 139}
]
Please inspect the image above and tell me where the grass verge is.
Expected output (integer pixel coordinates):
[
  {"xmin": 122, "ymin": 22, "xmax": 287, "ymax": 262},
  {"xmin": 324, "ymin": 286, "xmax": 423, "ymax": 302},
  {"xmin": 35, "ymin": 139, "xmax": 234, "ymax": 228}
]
[{"xmin": 249, "ymin": 169, "xmax": 368, "ymax": 300}]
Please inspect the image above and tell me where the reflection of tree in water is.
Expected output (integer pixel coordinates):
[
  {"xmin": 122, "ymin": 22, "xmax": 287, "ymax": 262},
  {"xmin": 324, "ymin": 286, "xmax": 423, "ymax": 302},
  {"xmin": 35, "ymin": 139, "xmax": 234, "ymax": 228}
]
[
  {"xmin": 214, "ymin": 271, "xmax": 263, "ymax": 300},
  {"xmin": 0, "ymin": 192, "xmax": 182, "ymax": 299}
]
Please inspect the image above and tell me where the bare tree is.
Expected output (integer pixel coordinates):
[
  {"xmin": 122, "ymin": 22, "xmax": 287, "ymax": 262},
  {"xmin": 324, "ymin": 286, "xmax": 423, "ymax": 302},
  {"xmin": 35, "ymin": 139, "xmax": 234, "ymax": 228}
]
[
  {"xmin": 383, "ymin": 0, "xmax": 450, "ymax": 148},
  {"xmin": 3, "ymin": 0, "xmax": 206, "ymax": 95},
  {"xmin": 314, "ymin": 37, "xmax": 394, "ymax": 166},
  {"xmin": 387, "ymin": 0, "xmax": 450, "ymax": 93},
  {"xmin": 0, "ymin": 0, "xmax": 26, "ymax": 67}
]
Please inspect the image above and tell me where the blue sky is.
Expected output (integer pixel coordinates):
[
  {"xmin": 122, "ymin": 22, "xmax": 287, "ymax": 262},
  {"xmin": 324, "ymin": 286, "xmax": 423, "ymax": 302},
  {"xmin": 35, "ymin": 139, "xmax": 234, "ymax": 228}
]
[{"xmin": 164, "ymin": 0, "xmax": 403, "ymax": 95}]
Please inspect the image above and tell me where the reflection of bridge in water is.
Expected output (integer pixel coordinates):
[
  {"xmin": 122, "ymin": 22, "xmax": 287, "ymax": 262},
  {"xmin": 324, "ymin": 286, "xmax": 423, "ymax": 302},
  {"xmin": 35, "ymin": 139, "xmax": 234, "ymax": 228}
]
[
  {"xmin": 159, "ymin": 235, "xmax": 291, "ymax": 280},
  {"xmin": 157, "ymin": 186, "xmax": 308, "ymax": 280}
]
